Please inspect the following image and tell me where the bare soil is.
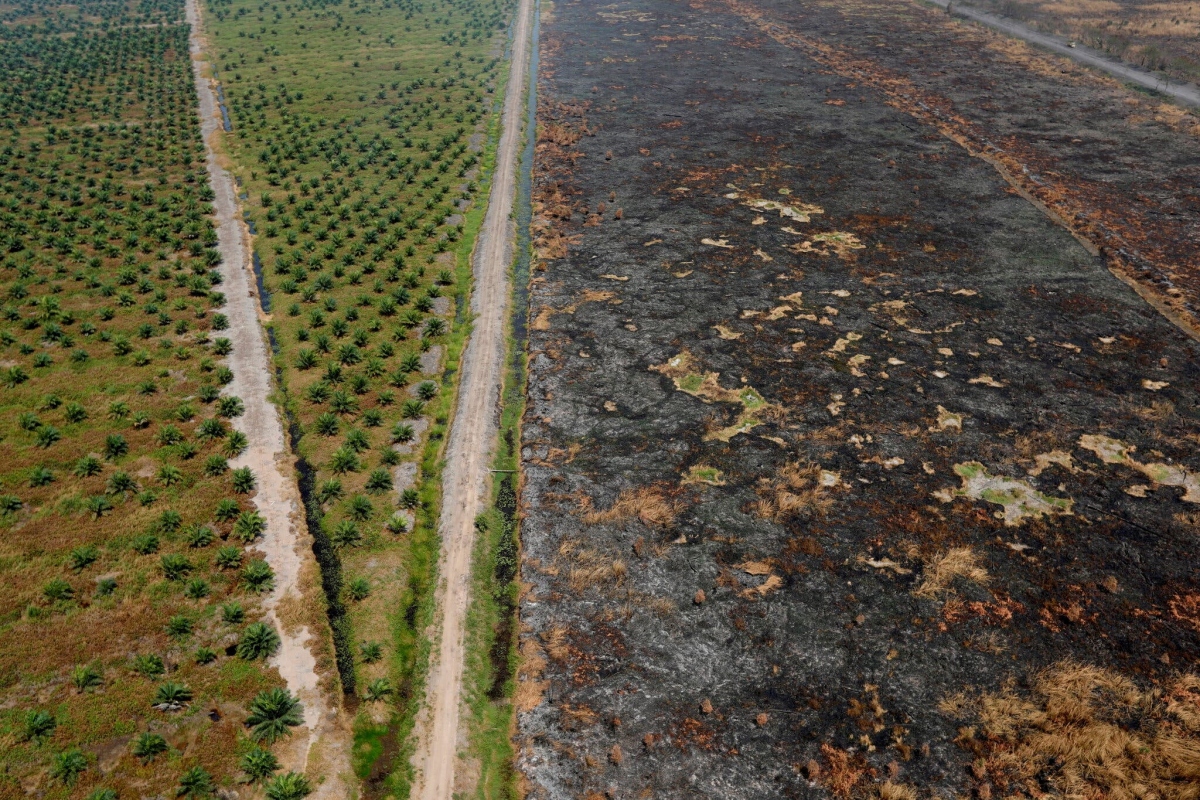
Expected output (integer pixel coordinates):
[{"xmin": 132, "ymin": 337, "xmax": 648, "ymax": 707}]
[{"xmin": 516, "ymin": 0, "xmax": 1200, "ymax": 797}]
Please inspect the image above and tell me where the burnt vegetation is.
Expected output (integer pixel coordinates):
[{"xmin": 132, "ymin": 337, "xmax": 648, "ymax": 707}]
[{"xmin": 516, "ymin": 0, "xmax": 1200, "ymax": 798}]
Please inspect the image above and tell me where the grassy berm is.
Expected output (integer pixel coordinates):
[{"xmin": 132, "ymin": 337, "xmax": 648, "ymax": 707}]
[
  {"xmin": 0, "ymin": 0, "xmax": 308, "ymax": 797},
  {"xmin": 517, "ymin": 0, "xmax": 1200, "ymax": 798}
]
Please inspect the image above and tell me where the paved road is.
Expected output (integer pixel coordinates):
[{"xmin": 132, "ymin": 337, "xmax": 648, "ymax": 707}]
[
  {"xmin": 922, "ymin": 0, "xmax": 1200, "ymax": 108},
  {"xmin": 409, "ymin": 0, "xmax": 535, "ymax": 796}
]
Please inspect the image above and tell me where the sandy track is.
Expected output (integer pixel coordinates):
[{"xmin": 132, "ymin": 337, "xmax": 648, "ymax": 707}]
[
  {"xmin": 185, "ymin": 0, "xmax": 352, "ymax": 792},
  {"xmin": 409, "ymin": 0, "xmax": 535, "ymax": 796}
]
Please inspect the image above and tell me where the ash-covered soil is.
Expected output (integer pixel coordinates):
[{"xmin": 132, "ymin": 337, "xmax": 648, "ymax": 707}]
[{"xmin": 516, "ymin": 0, "xmax": 1200, "ymax": 798}]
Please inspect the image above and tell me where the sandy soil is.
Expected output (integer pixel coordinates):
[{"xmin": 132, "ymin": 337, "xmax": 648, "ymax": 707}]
[
  {"xmin": 408, "ymin": 0, "xmax": 536, "ymax": 796},
  {"xmin": 185, "ymin": 0, "xmax": 353, "ymax": 792}
]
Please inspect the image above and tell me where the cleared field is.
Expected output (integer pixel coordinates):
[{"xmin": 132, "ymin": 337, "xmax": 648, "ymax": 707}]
[
  {"xmin": 0, "ymin": 0, "xmax": 312, "ymax": 797},
  {"xmin": 200, "ymin": 0, "xmax": 517, "ymax": 793}
]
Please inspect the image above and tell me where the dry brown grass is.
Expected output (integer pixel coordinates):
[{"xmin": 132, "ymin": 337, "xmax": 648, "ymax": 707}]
[
  {"xmin": 558, "ymin": 538, "xmax": 629, "ymax": 594},
  {"xmin": 750, "ymin": 462, "xmax": 832, "ymax": 521},
  {"xmin": 876, "ymin": 782, "xmax": 918, "ymax": 800},
  {"xmin": 947, "ymin": 662, "xmax": 1200, "ymax": 799},
  {"xmin": 581, "ymin": 485, "xmax": 681, "ymax": 528},
  {"xmin": 913, "ymin": 547, "xmax": 990, "ymax": 598}
]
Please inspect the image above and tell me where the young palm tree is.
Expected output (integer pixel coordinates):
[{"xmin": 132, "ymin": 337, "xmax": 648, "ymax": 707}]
[
  {"xmin": 23, "ymin": 710, "xmax": 56, "ymax": 743},
  {"xmin": 237, "ymin": 622, "xmax": 281, "ymax": 660},
  {"xmin": 240, "ymin": 747, "xmax": 280, "ymax": 784},
  {"xmin": 265, "ymin": 771, "xmax": 312, "ymax": 800},
  {"xmin": 177, "ymin": 766, "xmax": 215, "ymax": 798},
  {"xmin": 49, "ymin": 748, "xmax": 88, "ymax": 787},
  {"xmin": 131, "ymin": 731, "xmax": 168, "ymax": 762},
  {"xmin": 246, "ymin": 687, "xmax": 304, "ymax": 744}
]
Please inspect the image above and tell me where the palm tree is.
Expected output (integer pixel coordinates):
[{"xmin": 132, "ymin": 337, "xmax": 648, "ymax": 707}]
[
  {"xmin": 153, "ymin": 681, "xmax": 192, "ymax": 711},
  {"xmin": 246, "ymin": 687, "xmax": 304, "ymax": 743},
  {"xmin": 237, "ymin": 622, "xmax": 281, "ymax": 660},
  {"xmin": 240, "ymin": 747, "xmax": 280, "ymax": 783},
  {"xmin": 242, "ymin": 560, "xmax": 275, "ymax": 593},
  {"xmin": 23, "ymin": 710, "xmax": 56, "ymax": 743},
  {"xmin": 265, "ymin": 772, "xmax": 312, "ymax": 800},
  {"xmin": 49, "ymin": 748, "xmax": 88, "ymax": 787},
  {"xmin": 177, "ymin": 766, "xmax": 215, "ymax": 798},
  {"xmin": 131, "ymin": 731, "xmax": 168, "ymax": 762}
]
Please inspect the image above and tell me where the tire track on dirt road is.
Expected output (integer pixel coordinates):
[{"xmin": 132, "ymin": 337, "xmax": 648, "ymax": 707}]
[
  {"xmin": 187, "ymin": 0, "xmax": 353, "ymax": 791},
  {"xmin": 409, "ymin": 0, "xmax": 536, "ymax": 795}
]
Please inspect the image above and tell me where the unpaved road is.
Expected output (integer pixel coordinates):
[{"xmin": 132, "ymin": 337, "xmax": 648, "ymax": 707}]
[
  {"xmin": 410, "ymin": 0, "xmax": 535, "ymax": 795},
  {"xmin": 924, "ymin": 0, "xmax": 1200, "ymax": 108},
  {"xmin": 186, "ymin": 0, "xmax": 351, "ymax": 791}
]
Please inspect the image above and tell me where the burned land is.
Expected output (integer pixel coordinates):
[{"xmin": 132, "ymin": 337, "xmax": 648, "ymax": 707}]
[{"xmin": 516, "ymin": 0, "xmax": 1200, "ymax": 798}]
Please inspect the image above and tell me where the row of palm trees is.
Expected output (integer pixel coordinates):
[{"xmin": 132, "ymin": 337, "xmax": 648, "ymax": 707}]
[{"xmin": 1, "ymin": 0, "xmax": 326, "ymax": 795}]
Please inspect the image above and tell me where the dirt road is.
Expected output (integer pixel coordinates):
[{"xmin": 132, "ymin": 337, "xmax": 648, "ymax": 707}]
[
  {"xmin": 186, "ymin": 0, "xmax": 352, "ymax": 791},
  {"xmin": 409, "ymin": 0, "xmax": 535, "ymax": 796},
  {"xmin": 925, "ymin": 0, "xmax": 1200, "ymax": 108}
]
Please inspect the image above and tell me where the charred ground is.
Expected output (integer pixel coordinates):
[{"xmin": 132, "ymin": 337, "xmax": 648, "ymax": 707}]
[{"xmin": 516, "ymin": 0, "xmax": 1200, "ymax": 798}]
